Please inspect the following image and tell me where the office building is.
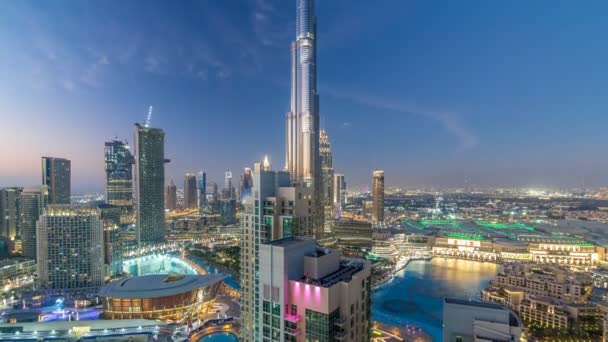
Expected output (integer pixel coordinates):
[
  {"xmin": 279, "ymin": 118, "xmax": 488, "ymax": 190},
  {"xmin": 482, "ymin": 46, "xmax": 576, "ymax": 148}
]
[
  {"xmin": 198, "ymin": 170, "xmax": 207, "ymax": 210},
  {"xmin": 104, "ymin": 139, "xmax": 134, "ymax": 224},
  {"xmin": 41, "ymin": 157, "xmax": 71, "ymax": 204},
  {"xmin": 285, "ymin": 0, "xmax": 323, "ymax": 239},
  {"xmin": 19, "ymin": 186, "xmax": 48, "ymax": 260},
  {"xmin": 166, "ymin": 180, "xmax": 177, "ymax": 211},
  {"xmin": 320, "ymin": 130, "xmax": 334, "ymax": 232},
  {"xmin": 134, "ymin": 123, "xmax": 167, "ymax": 244},
  {"xmin": 240, "ymin": 160, "xmax": 314, "ymax": 341},
  {"xmin": 36, "ymin": 205, "xmax": 104, "ymax": 290},
  {"xmin": 183, "ymin": 173, "xmax": 198, "ymax": 209},
  {"xmin": 334, "ymin": 174, "xmax": 346, "ymax": 214},
  {"xmin": 443, "ymin": 298, "xmax": 522, "ymax": 342},
  {"xmin": 0, "ymin": 187, "xmax": 22, "ymax": 244},
  {"xmin": 372, "ymin": 169, "xmax": 384, "ymax": 224},
  {"xmin": 258, "ymin": 238, "xmax": 371, "ymax": 342}
]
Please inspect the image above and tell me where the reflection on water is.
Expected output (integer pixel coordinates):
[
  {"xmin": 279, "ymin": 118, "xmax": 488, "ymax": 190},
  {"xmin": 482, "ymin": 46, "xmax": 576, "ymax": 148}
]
[
  {"xmin": 199, "ymin": 332, "xmax": 239, "ymax": 342},
  {"xmin": 372, "ymin": 258, "xmax": 499, "ymax": 342}
]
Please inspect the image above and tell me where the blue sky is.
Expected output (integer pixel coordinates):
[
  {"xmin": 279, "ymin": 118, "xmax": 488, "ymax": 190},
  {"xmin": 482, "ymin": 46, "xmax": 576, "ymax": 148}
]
[{"xmin": 1, "ymin": 0, "xmax": 608, "ymax": 192}]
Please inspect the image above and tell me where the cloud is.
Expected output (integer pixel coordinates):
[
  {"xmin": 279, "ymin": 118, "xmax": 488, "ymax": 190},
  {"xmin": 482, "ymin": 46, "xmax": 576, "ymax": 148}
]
[
  {"xmin": 325, "ymin": 87, "xmax": 479, "ymax": 150},
  {"xmin": 342, "ymin": 122, "xmax": 352, "ymax": 128}
]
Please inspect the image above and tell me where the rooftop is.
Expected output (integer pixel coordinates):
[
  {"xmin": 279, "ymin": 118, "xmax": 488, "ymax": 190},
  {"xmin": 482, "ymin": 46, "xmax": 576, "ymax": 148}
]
[
  {"xmin": 98, "ymin": 274, "xmax": 225, "ymax": 299},
  {"xmin": 301, "ymin": 259, "xmax": 367, "ymax": 288}
]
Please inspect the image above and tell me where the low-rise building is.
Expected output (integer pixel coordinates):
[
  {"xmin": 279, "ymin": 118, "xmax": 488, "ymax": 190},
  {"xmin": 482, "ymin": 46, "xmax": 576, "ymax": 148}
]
[{"xmin": 443, "ymin": 298, "xmax": 523, "ymax": 342}]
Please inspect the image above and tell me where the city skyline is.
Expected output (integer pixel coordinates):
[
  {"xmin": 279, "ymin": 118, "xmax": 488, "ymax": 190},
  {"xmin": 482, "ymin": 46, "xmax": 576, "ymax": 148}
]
[{"xmin": 2, "ymin": 0, "xmax": 608, "ymax": 192}]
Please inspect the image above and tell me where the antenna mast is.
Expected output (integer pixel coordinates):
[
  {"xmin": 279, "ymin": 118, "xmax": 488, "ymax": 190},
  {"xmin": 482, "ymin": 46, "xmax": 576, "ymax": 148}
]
[{"xmin": 145, "ymin": 106, "xmax": 153, "ymax": 127}]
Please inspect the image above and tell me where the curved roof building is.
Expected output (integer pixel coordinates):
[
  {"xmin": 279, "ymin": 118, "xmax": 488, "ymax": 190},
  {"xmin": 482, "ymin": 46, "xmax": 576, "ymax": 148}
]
[{"xmin": 99, "ymin": 274, "xmax": 225, "ymax": 322}]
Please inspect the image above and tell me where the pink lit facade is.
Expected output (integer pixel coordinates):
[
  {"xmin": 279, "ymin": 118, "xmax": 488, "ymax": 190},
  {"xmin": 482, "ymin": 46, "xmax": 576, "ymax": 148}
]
[{"xmin": 259, "ymin": 238, "xmax": 371, "ymax": 342}]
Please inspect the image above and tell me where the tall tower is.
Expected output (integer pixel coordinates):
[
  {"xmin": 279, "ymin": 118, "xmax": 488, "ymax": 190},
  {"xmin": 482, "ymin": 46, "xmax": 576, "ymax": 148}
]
[
  {"xmin": 42, "ymin": 157, "xmax": 71, "ymax": 204},
  {"xmin": 0, "ymin": 187, "xmax": 23, "ymax": 242},
  {"xmin": 239, "ymin": 159, "xmax": 313, "ymax": 342},
  {"xmin": 104, "ymin": 139, "xmax": 134, "ymax": 224},
  {"xmin": 165, "ymin": 180, "xmax": 177, "ymax": 211},
  {"xmin": 285, "ymin": 0, "xmax": 323, "ymax": 238},
  {"xmin": 197, "ymin": 171, "xmax": 207, "ymax": 210},
  {"xmin": 20, "ymin": 186, "xmax": 48, "ymax": 260},
  {"xmin": 334, "ymin": 173, "xmax": 347, "ymax": 214},
  {"xmin": 183, "ymin": 173, "xmax": 198, "ymax": 209},
  {"xmin": 134, "ymin": 123, "xmax": 166, "ymax": 245},
  {"xmin": 319, "ymin": 129, "xmax": 334, "ymax": 232},
  {"xmin": 372, "ymin": 169, "xmax": 385, "ymax": 224}
]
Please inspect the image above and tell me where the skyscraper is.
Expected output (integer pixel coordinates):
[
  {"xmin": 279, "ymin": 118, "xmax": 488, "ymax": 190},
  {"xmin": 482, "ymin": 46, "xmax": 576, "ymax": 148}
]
[
  {"xmin": 0, "ymin": 187, "xmax": 22, "ymax": 242},
  {"xmin": 19, "ymin": 186, "xmax": 48, "ymax": 260},
  {"xmin": 42, "ymin": 157, "xmax": 71, "ymax": 204},
  {"xmin": 104, "ymin": 140, "xmax": 134, "ymax": 224},
  {"xmin": 372, "ymin": 169, "xmax": 385, "ymax": 224},
  {"xmin": 320, "ymin": 129, "xmax": 334, "ymax": 232},
  {"xmin": 165, "ymin": 180, "xmax": 177, "ymax": 211},
  {"xmin": 197, "ymin": 171, "xmax": 207, "ymax": 210},
  {"xmin": 134, "ymin": 123, "xmax": 166, "ymax": 244},
  {"xmin": 183, "ymin": 173, "xmax": 198, "ymax": 209},
  {"xmin": 333, "ymin": 173, "xmax": 347, "ymax": 214},
  {"xmin": 37, "ymin": 205, "xmax": 104, "ymax": 290},
  {"xmin": 240, "ymin": 167, "xmax": 253, "ymax": 203},
  {"xmin": 224, "ymin": 171, "xmax": 235, "ymax": 199},
  {"xmin": 240, "ymin": 159, "xmax": 313, "ymax": 341},
  {"xmin": 285, "ymin": 0, "xmax": 323, "ymax": 238},
  {"xmin": 98, "ymin": 204, "xmax": 123, "ymax": 278}
]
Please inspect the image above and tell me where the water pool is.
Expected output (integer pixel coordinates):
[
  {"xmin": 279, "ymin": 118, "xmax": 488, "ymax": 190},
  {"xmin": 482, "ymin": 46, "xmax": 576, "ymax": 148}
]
[{"xmin": 198, "ymin": 332, "xmax": 239, "ymax": 342}]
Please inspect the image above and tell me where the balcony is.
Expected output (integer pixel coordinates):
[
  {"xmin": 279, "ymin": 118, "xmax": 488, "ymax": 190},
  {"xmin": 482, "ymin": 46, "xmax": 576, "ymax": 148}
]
[
  {"xmin": 334, "ymin": 318, "xmax": 346, "ymax": 327},
  {"xmin": 285, "ymin": 327, "xmax": 301, "ymax": 336},
  {"xmin": 334, "ymin": 332, "xmax": 346, "ymax": 340},
  {"xmin": 284, "ymin": 313, "xmax": 301, "ymax": 323}
]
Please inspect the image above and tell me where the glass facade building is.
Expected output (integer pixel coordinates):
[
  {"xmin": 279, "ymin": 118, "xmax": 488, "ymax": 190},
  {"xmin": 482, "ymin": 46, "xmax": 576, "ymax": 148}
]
[
  {"xmin": 19, "ymin": 186, "xmax": 48, "ymax": 260},
  {"xmin": 372, "ymin": 170, "xmax": 384, "ymax": 223},
  {"xmin": 285, "ymin": 0, "xmax": 323, "ymax": 239},
  {"xmin": 183, "ymin": 173, "xmax": 198, "ymax": 209},
  {"xmin": 104, "ymin": 140, "xmax": 134, "ymax": 224},
  {"xmin": 134, "ymin": 123, "xmax": 166, "ymax": 245},
  {"xmin": 41, "ymin": 157, "xmax": 71, "ymax": 205}
]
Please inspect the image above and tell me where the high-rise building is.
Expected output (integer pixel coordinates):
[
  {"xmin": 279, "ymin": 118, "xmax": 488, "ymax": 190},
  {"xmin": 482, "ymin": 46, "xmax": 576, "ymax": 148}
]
[
  {"xmin": 98, "ymin": 204, "xmax": 123, "ymax": 278},
  {"xmin": 240, "ymin": 167, "xmax": 253, "ymax": 203},
  {"xmin": 19, "ymin": 186, "xmax": 48, "ymax": 260},
  {"xmin": 104, "ymin": 140, "xmax": 134, "ymax": 224},
  {"xmin": 37, "ymin": 205, "xmax": 105, "ymax": 290},
  {"xmin": 333, "ymin": 173, "xmax": 347, "ymax": 214},
  {"xmin": 197, "ymin": 171, "xmax": 207, "ymax": 210},
  {"xmin": 166, "ymin": 180, "xmax": 177, "ymax": 211},
  {"xmin": 443, "ymin": 298, "xmax": 522, "ymax": 342},
  {"xmin": 285, "ymin": 0, "xmax": 323, "ymax": 239},
  {"xmin": 41, "ymin": 157, "xmax": 71, "ymax": 204},
  {"xmin": 219, "ymin": 199, "xmax": 237, "ymax": 225},
  {"xmin": 183, "ymin": 173, "xmax": 198, "ymax": 209},
  {"xmin": 372, "ymin": 169, "xmax": 384, "ymax": 224},
  {"xmin": 0, "ymin": 187, "xmax": 23, "ymax": 243},
  {"xmin": 224, "ymin": 171, "xmax": 235, "ymax": 200},
  {"xmin": 240, "ymin": 160, "xmax": 314, "ymax": 341},
  {"xmin": 134, "ymin": 123, "xmax": 167, "ymax": 245},
  {"xmin": 320, "ymin": 130, "xmax": 334, "ymax": 232},
  {"xmin": 258, "ymin": 238, "xmax": 371, "ymax": 342}
]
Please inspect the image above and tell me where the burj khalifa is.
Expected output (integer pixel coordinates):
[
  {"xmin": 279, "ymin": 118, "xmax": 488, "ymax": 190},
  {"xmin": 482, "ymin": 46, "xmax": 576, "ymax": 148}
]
[
  {"xmin": 286, "ymin": 0, "xmax": 319, "ymax": 183},
  {"xmin": 285, "ymin": 0, "xmax": 323, "ymax": 237}
]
